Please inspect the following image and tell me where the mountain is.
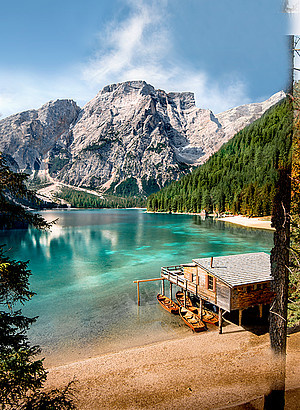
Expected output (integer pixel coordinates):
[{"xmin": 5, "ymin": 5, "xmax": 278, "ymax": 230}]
[
  {"xmin": 0, "ymin": 80, "xmax": 285, "ymax": 196},
  {"xmin": 147, "ymin": 98, "xmax": 292, "ymax": 216}
]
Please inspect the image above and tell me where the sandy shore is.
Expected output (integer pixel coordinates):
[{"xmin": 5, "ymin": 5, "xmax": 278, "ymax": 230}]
[
  {"xmin": 45, "ymin": 325, "xmax": 299, "ymax": 409},
  {"xmin": 147, "ymin": 211, "xmax": 274, "ymax": 231},
  {"xmin": 216, "ymin": 215, "xmax": 274, "ymax": 231}
]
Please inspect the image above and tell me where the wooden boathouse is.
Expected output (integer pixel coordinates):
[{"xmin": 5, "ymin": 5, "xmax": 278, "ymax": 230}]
[{"xmin": 160, "ymin": 252, "xmax": 274, "ymax": 333}]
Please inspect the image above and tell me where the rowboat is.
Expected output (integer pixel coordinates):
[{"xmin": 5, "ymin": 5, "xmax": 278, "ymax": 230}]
[
  {"xmin": 175, "ymin": 291, "xmax": 193, "ymax": 308},
  {"xmin": 201, "ymin": 308, "xmax": 219, "ymax": 325},
  {"xmin": 179, "ymin": 307, "xmax": 206, "ymax": 332},
  {"xmin": 190, "ymin": 306, "xmax": 219, "ymax": 325},
  {"xmin": 176, "ymin": 291, "xmax": 218, "ymax": 325},
  {"xmin": 157, "ymin": 294, "xmax": 179, "ymax": 314}
]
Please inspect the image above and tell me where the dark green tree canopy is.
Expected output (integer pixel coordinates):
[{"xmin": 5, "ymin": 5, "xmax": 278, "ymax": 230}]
[
  {"xmin": 147, "ymin": 98, "xmax": 292, "ymax": 216},
  {"xmin": 0, "ymin": 155, "xmax": 75, "ymax": 409},
  {"xmin": 0, "ymin": 154, "xmax": 50, "ymax": 229}
]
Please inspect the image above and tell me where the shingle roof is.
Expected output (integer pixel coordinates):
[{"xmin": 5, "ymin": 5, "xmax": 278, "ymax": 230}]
[{"xmin": 192, "ymin": 252, "xmax": 272, "ymax": 288}]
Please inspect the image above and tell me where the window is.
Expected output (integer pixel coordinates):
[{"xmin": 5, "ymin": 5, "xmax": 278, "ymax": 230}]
[{"xmin": 208, "ymin": 275, "xmax": 214, "ymax": 291}]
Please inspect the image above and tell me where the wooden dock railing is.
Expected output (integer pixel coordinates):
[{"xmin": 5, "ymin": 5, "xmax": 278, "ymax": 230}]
[{"xmin": 133, "ymin": 278, "xmax": 163, "ymax": 306}]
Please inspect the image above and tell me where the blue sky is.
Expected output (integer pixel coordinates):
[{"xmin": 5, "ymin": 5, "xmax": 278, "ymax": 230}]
[{"xmin": 0, "ymin": 0, "xmax": 290, "ymax": 118}]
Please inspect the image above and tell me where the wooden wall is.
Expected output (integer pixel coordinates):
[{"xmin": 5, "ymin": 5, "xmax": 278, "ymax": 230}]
[
  {"xmin": 196, "ymin": 267, "xmax": 216, "ymax": 303},
  {"xmin": 182, "ymin": 264, "xmax": 197, "ymax": 282},
  {"xmin": 180, "ymin": 264, "xmax": 274, "ymax": 311},
  {"xmin": 231, "ymin": 282, "xmax": 274, "ymax": 310},
  {"xmin": 216, "ymin": 279, "xmax": 231, "ymax": 311}
]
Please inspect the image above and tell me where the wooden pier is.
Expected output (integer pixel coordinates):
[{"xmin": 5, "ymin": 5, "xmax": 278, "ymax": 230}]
[
  {"xmin": 133, "ymin": 278, "xmax": 163, "ymax": 306},
  {"xmin": 134, "ymin": 253, "xmax": 274, "ymax": 334}
]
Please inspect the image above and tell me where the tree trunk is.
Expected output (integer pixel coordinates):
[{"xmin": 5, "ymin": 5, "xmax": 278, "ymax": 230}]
[
  {"xmin": 264, "ymin": 162, "xmax": 291, "ymax": 410},
  {"xmin": 264, "ymin": 35, "xmax": 293, "ymax": 409},
  {"xmin": 269, "ymin": 168, "xmax": 291, "ymax": 355}
]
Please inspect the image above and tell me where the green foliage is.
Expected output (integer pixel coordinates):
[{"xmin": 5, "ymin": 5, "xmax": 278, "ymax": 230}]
[
  {"xmin": 48, "ymin": 157, "xmax": 69, "ymax": 174},
  {"xmin": 19, "ymin": 381, "xmax": 76, "ymax": 409},
  {"xmin": 115, "ymin": 177, "xmax": 139, "ymax": 196},
  {"xmin": 0, "ymin": 245, "xmax": 46, "ymax": 408},
  {"xmin": 0, "ymin": 154, "xmax": 51, "ymax": 229},
  {"xmin": 57, "ymin": 187, "xmax": 146, "ymax": 208},
  {"xmin": 147, "ymin": 99, "xmax": 292, "ymax": 216},
  {"xmin": 288, "ymin": 215, "xmax": 300, "ymax": 327},
  {"xmin": 0, "ymin": 158, "xmax": 75, "ymax": 408},
  {"xmin": 0, "ymin": 246, "xmax": 76, "ymax": 408},
  {"xmin": 141, "ymin": 176, "xmax": 160, "ymax": 196}
]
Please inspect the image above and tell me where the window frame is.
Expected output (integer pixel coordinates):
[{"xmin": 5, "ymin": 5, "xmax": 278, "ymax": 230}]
[{"xmin": 208, "ymin": 274, "xmax": 214, "ymax": 291}]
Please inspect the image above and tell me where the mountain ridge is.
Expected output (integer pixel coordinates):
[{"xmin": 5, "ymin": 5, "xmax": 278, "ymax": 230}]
[{"xmin": 0, "ymin": 80, "xmax": 285, "ymax": 197}]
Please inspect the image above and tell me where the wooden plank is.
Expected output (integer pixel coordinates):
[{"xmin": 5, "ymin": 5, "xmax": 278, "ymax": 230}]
[
  {"xmin": 133, "ymin": 278, "xmax": 163, "ymax": 283},
  {"xmin": 133, "ymin": 278, "xmax": 164, "ymax": 306},
  {"xmin": 239, "ymin": 309, "xmax": 243, "ymax": 326},
  {"xmin": 216, "ymin": 281, "xmax": 231, "ymax": 311},
  {"xmin": 259, "ymin": 304, "xmax": 263, "ymax": 318},
  {"xmin": 231, "ymin": 285, "xmax": 274, "ymax": 310},
  {"xmin": 199, "ymin": 298, "xmax": 203, "ymax": 320},
  {"xmin": 219, "ymin": 307, "xmax": 223, "ymax": 334}
]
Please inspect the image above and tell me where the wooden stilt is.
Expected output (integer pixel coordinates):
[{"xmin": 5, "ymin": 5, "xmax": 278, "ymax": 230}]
[
  {"xmin": 170, "ymin": 282, "xmax": 172, "ymax": 300},
  {"xmin": 133, "ymin": 278, "xmax": 163, "ymax": 306},
  {"xmin": 199, "ymin": 298, "xmax": 203, "ymax": 320},
  {"xmin": 219, "ymin": 307, "xmax": 223, "ymax": 334},
  {"xmin": 162, "ymin": 279, "xmax": 165, "ymax": 295},
  {"xmin": 137, "ymin": 281, "xmax": 140, "ymax": 306},
  {"xmin": 259, "ymin": 304, "xmax": 263, "ymax": 318},
  {"xmin": 239, "ymin": 309, "xmax": 243, "ymax": 326},
  {"xmin": 184, "ymin": 290, "xmax": 187, "ymax": 308}
]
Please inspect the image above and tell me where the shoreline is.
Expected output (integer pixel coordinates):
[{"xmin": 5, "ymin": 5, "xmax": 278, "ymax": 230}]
[
  {"xmin": 147, "ymin": 211, "xmax": 274, "ymax": 231},
  {"xmin": 45, "ymin": 325, "xmax": 299, "ymax": 409},
  {"xmin": 216, "ymin": 215, "xmax": 274, "ymax": 231}
]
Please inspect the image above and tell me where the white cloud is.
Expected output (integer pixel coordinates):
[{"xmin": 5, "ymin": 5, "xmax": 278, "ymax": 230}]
[
  {"xmin": 82, "ymin": 0, "xmax": 170, "ymax": 85},
  {"xmin": 0, "ymin": 68, "xmax": 93, "ymax": 119},
  {"xmin": 81, "ymin": 0, "xmax": 250, "ymax": 113},
  {"xmin": 0, "ymin": 0, "xmax": 252, "ymax": 119}
]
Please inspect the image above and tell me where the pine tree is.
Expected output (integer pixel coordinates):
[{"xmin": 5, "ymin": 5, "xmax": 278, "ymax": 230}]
[{"xmin": 0, "ymin": 154, "xmax": 75, "ymax": 409}]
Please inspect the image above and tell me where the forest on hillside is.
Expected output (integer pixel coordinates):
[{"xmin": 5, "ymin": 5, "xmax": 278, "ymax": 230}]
[
  {"xmin": 56, "ymin": 187, "xmax": 146, "ymax": 208},
  {"xmin": 147, "ymin": 98, "xmax": 292, "ymax": 216}
]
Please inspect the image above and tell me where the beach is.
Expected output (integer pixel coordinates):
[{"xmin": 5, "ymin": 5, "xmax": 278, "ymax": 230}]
[
  {"xmin": 147, "ymin": 211, "xmax": 274, "ymax": 231},
  {"xmin": 45, "ymin": 324, "xmax": 300, "ymax": 409},
  {"xmin": 216, "ymin": 215, "xmax": 274, "ymax": 231}
]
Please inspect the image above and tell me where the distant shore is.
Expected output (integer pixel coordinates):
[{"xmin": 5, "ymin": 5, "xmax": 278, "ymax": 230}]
[
  {"xmin": 45, "ymin": 326, "xmax": 299, "ymax": 409},
  {"xmin": 216, "ymin": 215, "xmax": 274, "ymax": 231},
  {"xmin": 147, "ymin": 210, "xmax": 274, "ymax": 231}
]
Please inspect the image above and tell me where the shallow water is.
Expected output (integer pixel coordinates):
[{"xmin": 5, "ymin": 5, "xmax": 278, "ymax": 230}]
[{"xmin": 0, "ymin": 209, "xmax": 273, "ymax": 365}]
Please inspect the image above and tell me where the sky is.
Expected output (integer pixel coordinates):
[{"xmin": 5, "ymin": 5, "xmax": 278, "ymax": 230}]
[{"xmin": 0, "ymin": 0, "xmax": 292, "ymax": 118}]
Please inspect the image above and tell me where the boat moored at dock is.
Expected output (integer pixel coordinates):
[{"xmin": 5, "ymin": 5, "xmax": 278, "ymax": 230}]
[
  {"xmin": 179, "ymin": 307, "xmax": 206, "ymax": 332},
  {"xmin": 157, "ymin": 293, "xmax": 179, "ymax": 314}
]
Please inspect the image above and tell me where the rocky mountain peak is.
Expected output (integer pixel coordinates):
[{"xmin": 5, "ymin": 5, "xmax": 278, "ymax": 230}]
[
  {"xmin": 0, "ymin": 99, "xmax": 80, "ymax": 172},
  {"xmin": 0, "ymin": 81, "xmax": 285, "ymax": 197}
]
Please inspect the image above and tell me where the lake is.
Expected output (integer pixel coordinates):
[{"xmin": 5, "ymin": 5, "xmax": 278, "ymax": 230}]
[{"xmin": 0, "ymin": 209, "xmax": 273, "ymax": 365}]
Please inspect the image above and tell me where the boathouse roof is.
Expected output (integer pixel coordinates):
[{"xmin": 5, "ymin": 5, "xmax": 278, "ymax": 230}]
[{"xmin": 192, "ymin": 252, "xmax": 272, "ymax": 288}]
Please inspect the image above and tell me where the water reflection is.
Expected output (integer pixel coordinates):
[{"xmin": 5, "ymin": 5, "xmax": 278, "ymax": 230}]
[{"xmin": 0, "ymin": 209, "xmax": 274, "ymax": 365}]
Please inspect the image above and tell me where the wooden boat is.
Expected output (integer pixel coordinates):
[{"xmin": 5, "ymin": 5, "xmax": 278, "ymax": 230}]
[
  {"xmin": 157, "ymin": 294, "xmax": 179, "ymax": 314},
  {"xmin": 190, "ymin": 307, "xmax": 219, "ymax": 325},
  {"xmin": 176, "ymin": 291, "xmax": 218, "ymax": 325},
  {"xmin": 175, "ymin": 291, "xmax": 193, "ymax": 308},
  {"xmin": 201, "ymin": 308, "xmax": 219, "ymax": 325},
  {"xmin": 179, "ymin": 307, "xmax": 206, "ymax": 332}
]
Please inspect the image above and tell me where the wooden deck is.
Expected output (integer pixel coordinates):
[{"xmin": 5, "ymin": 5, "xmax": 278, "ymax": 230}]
[
  {"xmin": 161, "ymin": 266, "xmax": 211, "ymax": 302},
  {"xmin": 161, "ymin": 266, "xmax": 197, "ymax": 294}
]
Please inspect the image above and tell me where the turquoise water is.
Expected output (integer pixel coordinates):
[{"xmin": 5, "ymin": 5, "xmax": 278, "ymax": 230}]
[{"xmin": 0, "ymin": 209, "xmax": 273, "ymax": 365}]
